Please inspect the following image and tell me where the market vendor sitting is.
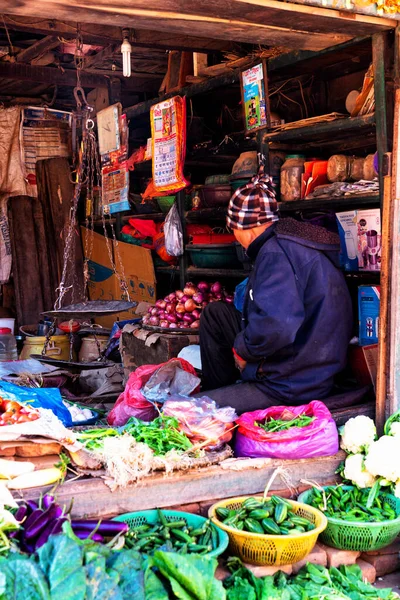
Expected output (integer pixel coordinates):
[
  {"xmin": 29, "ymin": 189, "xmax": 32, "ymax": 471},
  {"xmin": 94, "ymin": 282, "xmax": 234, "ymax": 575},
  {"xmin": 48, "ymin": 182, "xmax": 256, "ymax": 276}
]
[{"xmin": 199, "ymin": 168, "xmax": 353, "ymax": 414}]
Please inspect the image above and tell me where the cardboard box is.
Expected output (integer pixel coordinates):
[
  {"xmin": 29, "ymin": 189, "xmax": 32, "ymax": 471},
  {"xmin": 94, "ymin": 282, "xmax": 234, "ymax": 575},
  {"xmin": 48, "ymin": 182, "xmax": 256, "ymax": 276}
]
[
  {"xmin": 81, "ymin": 228, "xmax": 156, "ymax": 328},
  {"xmin": 336, "ymin": 211, "xmax": 359, "ymax": 272},
  {"xmin": 349, "ymin": 344, "xmax": 378, "ymax": 388},
  {"xmin": 336, "ymin": 209, "xmax": 381, "ymax": 272},
  {"xmin": 358, "ymin": 285, "xmax": 380, "ymax": 346},
  {"xmin": 357, "ymin": 209, "xmax": 381, "ymax": 272}
]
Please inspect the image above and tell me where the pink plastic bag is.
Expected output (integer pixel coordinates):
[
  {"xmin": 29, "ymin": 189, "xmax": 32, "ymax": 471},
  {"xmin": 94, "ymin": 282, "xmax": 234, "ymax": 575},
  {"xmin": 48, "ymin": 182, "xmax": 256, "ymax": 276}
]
[
  {"xmin": 107, "ymin": 358, "xmax": 198, "ymax": 426},
  {"xmin": 235, "ymin": 401, "xmax": 338, "ymax": 459}
]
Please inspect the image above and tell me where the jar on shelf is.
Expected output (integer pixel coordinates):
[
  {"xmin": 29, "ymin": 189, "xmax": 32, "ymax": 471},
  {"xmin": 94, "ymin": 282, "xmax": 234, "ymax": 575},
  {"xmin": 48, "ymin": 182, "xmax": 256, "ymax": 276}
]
[
  {"xmin": 0, "ymin": 327, "xmax": 18, "ymax": 361},
  {"xmin": 280, "ymin": 154, "xmax": 306, "ymax": 202},
  {"xmin": 327, "ymin": 155, "xmax": 351, "ymax": 182},
  {"xmin": 350, "ymin": 157, "xmax": 364, "ymax": 181}
]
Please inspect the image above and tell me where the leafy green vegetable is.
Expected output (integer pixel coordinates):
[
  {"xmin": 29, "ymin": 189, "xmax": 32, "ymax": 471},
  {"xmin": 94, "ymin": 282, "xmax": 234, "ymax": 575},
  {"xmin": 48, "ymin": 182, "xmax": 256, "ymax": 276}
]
[
  {"xmin": 152, "ymin": 550, "xmax": 225, "ymax": 600},
  {"xmin": 143, "ymin": 566, "xmax": 170, "ymax": 600},
  {"xmin": 106, "ymin": 550, "xmax": 145, "ymax": 600},
  {"xmin": 122, "ymin": 415, "xmax": 192, "ymax": 455},
  {"xmin": 0, "ymin": 555, "xmax": 50, "ymax": 600},
  {"xmin": 37, "ymin": 534, "xmax": 87, "ymax": 600},
  {"xmin": 223, "ymin": 560, "xmax": 399, "ymax": 600},
  {"xmin": 85, "ymin": 562, "xmax": 122, "ymax": 600}
]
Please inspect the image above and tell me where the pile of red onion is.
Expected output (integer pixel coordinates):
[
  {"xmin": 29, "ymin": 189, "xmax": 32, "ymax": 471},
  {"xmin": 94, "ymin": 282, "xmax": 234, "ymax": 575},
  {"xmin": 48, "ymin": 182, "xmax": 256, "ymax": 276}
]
[{"xmin": 142, "ymin": 281, "xmax": 234, "ymax": 329}]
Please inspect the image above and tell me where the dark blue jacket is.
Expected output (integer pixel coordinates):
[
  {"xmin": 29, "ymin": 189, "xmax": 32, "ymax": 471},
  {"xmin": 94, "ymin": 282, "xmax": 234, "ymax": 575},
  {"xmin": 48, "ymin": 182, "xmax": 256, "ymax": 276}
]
[{"xmin": 234, "ymin": 220, "xmax": 353, "ymax": 403}]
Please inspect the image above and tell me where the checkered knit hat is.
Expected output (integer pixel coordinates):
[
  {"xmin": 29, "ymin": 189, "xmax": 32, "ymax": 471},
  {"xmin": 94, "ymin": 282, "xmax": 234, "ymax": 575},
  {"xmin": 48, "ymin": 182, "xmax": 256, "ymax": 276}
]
[{"xmin": 227, "ymin": 166, "xmax": 279, "ymax": 230}]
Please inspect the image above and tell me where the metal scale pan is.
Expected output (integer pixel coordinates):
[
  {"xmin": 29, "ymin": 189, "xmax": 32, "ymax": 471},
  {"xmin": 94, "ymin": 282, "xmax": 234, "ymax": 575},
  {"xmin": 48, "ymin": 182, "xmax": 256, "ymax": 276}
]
[{"xmin": 42, "ymin": 300, "xmax": 137, "ymax": 320}]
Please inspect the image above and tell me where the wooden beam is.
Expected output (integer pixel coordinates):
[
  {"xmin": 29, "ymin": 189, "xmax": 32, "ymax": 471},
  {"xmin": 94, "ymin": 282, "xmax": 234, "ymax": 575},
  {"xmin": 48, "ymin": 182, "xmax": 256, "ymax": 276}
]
[
  {"xmin": 0, "ymin": 61, "xmax": 159, "ymax": 91},
  {"xmin": 17, "ymin": 453, "xmax": 344, "ymax": 518},
  {"xmin": 84, "ymin": 44, "xmax": 117, "ymax": 69},
  {"xmin": 15, "ymin": 34, "xmax": 59, "ymax": 63},
  {"xmin": 0, "ymin": 1, "xmax": 395, "ymax": 52},
  {"xmin": 123, "ymin": 38, "xmax": 375, "ymax": 119},
  {"xmin": 125, "ymin": 70, "xmax": 241, "ymax": 118},
  {"xmin": 2, "ymin": 15, "xmax": 232, "ymax": 53}
]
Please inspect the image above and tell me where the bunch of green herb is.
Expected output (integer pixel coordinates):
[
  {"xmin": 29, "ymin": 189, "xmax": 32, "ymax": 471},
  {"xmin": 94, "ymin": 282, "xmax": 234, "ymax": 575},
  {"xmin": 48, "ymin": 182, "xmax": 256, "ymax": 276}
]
[
  {"xmin": 75, "ymin": 428, "xmax": 119, "ymax": 451},
  {"xmin": 121, "ymin": 415, "xmax": 192, "ymax": 455},
  {"xmin": 257, "ymin": 414, "xmax": 315, "ymax": 433}
]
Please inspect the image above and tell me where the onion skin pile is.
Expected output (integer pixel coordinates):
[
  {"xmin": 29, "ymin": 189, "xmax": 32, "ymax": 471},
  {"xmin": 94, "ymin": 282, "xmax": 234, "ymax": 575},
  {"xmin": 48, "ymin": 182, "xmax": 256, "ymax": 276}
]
[{"xmin": 142, "ymin": 281, "xmax": 234, "ymax": 329}]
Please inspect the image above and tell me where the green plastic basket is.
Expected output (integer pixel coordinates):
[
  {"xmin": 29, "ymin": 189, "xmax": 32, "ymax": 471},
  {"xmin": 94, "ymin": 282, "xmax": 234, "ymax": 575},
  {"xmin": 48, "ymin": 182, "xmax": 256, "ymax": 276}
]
[
  {"xmin": 298, "ymin": 486, "xmax": 400, "ymax": 552},
  {"xmin": 113, "ymin": 509, "xmax": 229, "ymax": 558}
]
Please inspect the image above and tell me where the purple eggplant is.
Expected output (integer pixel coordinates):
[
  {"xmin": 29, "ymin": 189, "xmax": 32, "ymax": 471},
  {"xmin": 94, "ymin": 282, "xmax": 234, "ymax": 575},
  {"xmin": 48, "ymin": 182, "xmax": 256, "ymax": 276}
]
[
  {"xmin": 35, "ymin": 517, "xmax": 67, "ymax": 549},
  {"xmin": 15, "ymin": 505, "xmax": 28, "ymax": 522},
  {"xmin": 42, "ymin": 494, "xmax": 54, "ymax": 509},
  {"xmin": 25, "ymin": 504, "xmax": 63, "ymax": 540},
  {"xmin": 26, "ymin": 500, "xmax": 38, "ymax": 513},
  {"xmin": 74, "ymin": 530, "xmax": 104, "ymax": 543},
  {"xmin": 23, "ymin": 508, "xmax": 43, "ymax": 532},
  {"xmin": 71, "ymin": 519, "xmax": 128, "ymax": 535}
]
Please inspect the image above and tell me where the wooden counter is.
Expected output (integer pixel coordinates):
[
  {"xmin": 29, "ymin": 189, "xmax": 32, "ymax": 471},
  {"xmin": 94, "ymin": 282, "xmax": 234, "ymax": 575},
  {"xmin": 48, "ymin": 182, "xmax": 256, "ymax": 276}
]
[{"xmin": 15, "ymin": 452, "xmax": 345, "ymax": 518}]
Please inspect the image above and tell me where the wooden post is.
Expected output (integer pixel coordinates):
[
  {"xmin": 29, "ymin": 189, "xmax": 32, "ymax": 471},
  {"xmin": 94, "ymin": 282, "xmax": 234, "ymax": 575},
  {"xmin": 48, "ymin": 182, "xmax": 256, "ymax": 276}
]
[
  {"xmin": 176, "ymin": 190, "xmax": 188, "ymax": 290},
  {"xmin": 387, "ymin": 26, "xmax": 400, "ymax": 420},
  {"xmin": 376, "ymin": 153, "xmax": 392, "ymax": 433},
  {"xmin": 372, "ymin": 33, "xmax": 388, "ymax": 200}
]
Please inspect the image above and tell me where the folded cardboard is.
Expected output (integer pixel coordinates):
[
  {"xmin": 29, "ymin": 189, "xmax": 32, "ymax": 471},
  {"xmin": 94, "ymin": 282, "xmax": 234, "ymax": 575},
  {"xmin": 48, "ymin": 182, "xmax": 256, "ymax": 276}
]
[
  {"xmin": 349, "ymin": 344, "xmax": 378, "ymax": 389},
  {"xmin": 81, "ymin": 227, "xmax": 156, "ymax": 328}
]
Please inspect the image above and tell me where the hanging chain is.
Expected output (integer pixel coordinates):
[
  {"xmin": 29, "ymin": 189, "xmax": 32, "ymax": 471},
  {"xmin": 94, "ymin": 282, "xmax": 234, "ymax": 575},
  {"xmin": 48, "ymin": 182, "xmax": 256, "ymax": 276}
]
[
  {"xmin": 90, "ymin": 132, "xmax": 130, "ymax": 301},
  {"xmin": 83, "ymin": 122, "xmax": 95, "ymax": 299}
]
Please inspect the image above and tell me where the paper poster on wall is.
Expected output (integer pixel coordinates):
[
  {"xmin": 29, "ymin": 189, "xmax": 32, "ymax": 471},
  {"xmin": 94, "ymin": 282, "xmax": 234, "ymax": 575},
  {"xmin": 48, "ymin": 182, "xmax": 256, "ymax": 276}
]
[
  {"xmin": 97, "ymin": 104, "xmax": 121, "ymax": 155},
  {"xmin": 150, "ymin": 96, "xmax": 189, "ymax": 195},
  {"xmin": 240, "ymin": 61, "xmax": 270, "ymax": 134}
]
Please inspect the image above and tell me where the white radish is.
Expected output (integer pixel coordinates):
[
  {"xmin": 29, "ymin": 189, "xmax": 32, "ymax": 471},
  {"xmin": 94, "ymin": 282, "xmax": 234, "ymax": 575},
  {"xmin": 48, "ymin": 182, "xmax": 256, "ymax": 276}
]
[
  {"xmin": 0, "ymin": 458, "xmax": 35, "ymax": 480},
  {"xmin": 7, "ymin": 467, "xmax": 62, "ymax": 489}
]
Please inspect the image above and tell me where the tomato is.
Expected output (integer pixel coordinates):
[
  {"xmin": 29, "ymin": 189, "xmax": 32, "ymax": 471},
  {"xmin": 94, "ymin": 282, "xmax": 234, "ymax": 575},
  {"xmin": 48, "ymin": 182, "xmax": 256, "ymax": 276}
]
[
  {"xmin": 1, "ymin": 412, "xmax": 14, "ymax": 425},
  {"xmin": 26, "ymin": 412, "xmax": 39, "ymax": 421},
  {"xmin": 17, "ymin": 414, "xmax": 31, "ymax": 423},
  {"xmin": 4, "ymin": 401, "xmax": 21, "ymax": 414}
]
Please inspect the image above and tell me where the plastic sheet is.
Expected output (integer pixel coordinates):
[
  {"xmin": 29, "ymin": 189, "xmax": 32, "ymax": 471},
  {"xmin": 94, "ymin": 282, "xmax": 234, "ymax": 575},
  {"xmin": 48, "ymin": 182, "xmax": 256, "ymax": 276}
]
[
  {"xmin": 163, "ymin": 396, "xmax": 237, "ymax": 451},
  {"xmin": 107, "ymin": 358, "xmax": 199, "ymax": 426},
  {"xmin": 164, "ymin": 202, "xmax": 184, "ymax": 257},
  {"xmin": 0, "ymin": 380, "xmax": 72, "ymax": 426},
  {"xmin": 235, "ymin": 400, "xmax": 338, "ymax": 459}
]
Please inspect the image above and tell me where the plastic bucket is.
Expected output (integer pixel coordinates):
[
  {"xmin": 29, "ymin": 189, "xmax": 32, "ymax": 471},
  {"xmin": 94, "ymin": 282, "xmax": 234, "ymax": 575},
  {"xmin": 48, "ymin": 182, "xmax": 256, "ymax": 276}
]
[
  {"xmin": 20, "ymin": 335, "xmax": 74, "ymax": 361},
  {"xmin": 0, "ymin": 318, "xmax": 15, "ymax": 334}
]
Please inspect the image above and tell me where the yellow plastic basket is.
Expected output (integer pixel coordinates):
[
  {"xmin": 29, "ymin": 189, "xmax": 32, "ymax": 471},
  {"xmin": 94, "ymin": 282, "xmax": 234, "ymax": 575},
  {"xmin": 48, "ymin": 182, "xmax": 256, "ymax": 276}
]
[{"xmin": 209, "ymin": 495, "xmax": 327, "ymax": 566}]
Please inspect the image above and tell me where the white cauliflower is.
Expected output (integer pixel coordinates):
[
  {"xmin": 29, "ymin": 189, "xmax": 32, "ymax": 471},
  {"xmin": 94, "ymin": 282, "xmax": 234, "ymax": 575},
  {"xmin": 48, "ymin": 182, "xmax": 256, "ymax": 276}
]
[
  {"xmin": 340, "ymin": 415, "xmax": 376, "ymax": 454},
  {"xmin": 364, "ymin": 435, "xmax": 400, "ymax": 483},
  {"xmin": 343, "ymin": 453, "xmax": 376, "ymax": 488},
  {"xmin": 390, "ymin": 421, "xmax": 400, "ymax": 438}
]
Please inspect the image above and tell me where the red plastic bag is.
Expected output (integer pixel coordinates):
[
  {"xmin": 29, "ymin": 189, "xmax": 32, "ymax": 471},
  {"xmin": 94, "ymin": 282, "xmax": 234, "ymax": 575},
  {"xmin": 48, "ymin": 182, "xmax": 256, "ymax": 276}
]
[
  {"xmin": 235, "ymin": 401, "xmax": 338, "ymax": 459},
  {"xmin": 107, "ymin": 358, "xmax": 198, "ymax": 426}
]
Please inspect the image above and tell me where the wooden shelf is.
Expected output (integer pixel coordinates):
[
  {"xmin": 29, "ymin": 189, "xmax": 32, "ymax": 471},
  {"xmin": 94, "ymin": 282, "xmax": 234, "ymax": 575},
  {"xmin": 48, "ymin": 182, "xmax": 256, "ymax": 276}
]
[
  {"xmin": 278, "ymin": 195, "xmax": 380, "ymax": 212},
  {"xmin": 187, "ymin": 266, "xmax": 247, "ymax": 278},
  {"xmin": 264, "ymin": 114, "xmax": 376, "ymax": 145},
  {"xmin": 344, "ymin": 270, "xmax": 381, "ymax": 279},
  {"xmin": 156, "ymin": 265, "xmax": 248, "ymax": 278},
  {"xmin": 90, "ymin": 212, "xmax": 165, "ymax": 227}
]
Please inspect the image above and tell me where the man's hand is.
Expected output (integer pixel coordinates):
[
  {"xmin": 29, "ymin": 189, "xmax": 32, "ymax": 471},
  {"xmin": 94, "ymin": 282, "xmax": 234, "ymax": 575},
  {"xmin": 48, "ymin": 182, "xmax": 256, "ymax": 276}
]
[{"xmin": 233, "ymin": 349, "xmax": 247, "ymax": 372}]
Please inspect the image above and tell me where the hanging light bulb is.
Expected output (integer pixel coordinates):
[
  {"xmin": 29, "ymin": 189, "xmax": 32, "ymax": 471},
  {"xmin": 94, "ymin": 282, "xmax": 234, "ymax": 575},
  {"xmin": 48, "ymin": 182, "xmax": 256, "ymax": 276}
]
[{"xmin": 121, "ymin": 29, "xmax": 132, "ymax": 77}]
